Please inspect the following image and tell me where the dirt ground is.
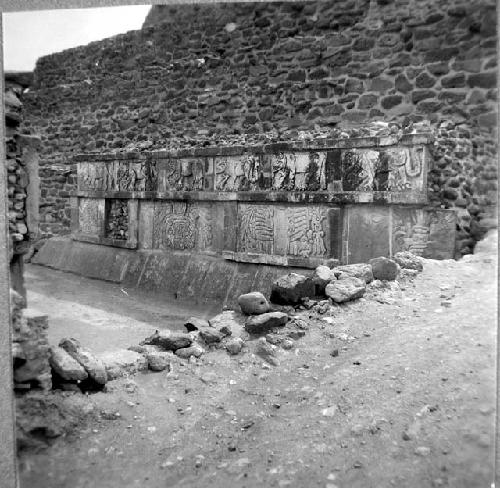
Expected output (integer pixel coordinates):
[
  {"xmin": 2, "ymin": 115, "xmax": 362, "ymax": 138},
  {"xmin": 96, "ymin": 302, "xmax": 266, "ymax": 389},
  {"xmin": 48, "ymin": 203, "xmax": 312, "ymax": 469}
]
[{"xmin": 18, "ymin": 233, "xmax": 497, "ymax": 488}]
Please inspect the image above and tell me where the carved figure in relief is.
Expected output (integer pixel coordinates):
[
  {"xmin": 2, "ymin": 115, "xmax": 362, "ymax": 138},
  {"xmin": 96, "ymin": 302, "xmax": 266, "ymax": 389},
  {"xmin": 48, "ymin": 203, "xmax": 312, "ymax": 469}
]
[
  {"xmin": 306, "ymin": 152, "xmax": 327, "ymax": 191},
  {"xmin": 154, "ymin": 202, "xmax": 196, "ymax": 250},
  {"xmin": 239, "ymin": 206, "xmax": 273, "ymax": 253},
  {"xmin": 358, "ymin": 150, "xmax": 379, "ymax": 191},
  {"xmin": 163, "ymin": 160, "xmax": 179, "ymax": 190},
  {"xmin": 387, "ymin": 148, "xmax": 422, "ymax": 191},
  {"xmin": 244, "ymin": 154, "xmax": 261, "ymax": 190},
  {"xmin": 193, "ymin": 205, "xmax": 212, "ymax": 250},
  {"xmin": 288, "ymin": 208, "xmax": 326, "ymax": 257},
  {"xmin": 272, "ymin": 153, "xmax": 292, "ymax": 190},
  {"xmin": 393, "ymin": 211, "xmax": 429, "ymax": 255},
  {"xmin": 292, "ymin": 154, "xmax": 308, "ymax": 191}
]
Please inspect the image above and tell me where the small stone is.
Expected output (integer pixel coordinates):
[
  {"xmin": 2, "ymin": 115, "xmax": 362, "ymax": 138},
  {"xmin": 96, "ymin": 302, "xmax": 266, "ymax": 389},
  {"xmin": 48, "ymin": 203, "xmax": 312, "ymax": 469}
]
[
  {"xmin": 183, "ymin": 317, "xmax": 209, "ymax": 332},
  {"xmin": 141, "ymin": 330, "xmax": 192, "ymax": 351},
  {"xmin": 333, "ymin": 264, "xmax": 373, "ymax": 283},
  {"xmin": 322, "ymin": 406, "xmax": 337, "ymax": 417},
  {"xmin": 146, "ymin": 351, "xmax": 172, "ymax": 371},
  {"xmin": 237, "ymin": 292, "xmax": 271, "ymax": 315},
  {"xmin": 270, "ymin": 273, "xmax": 315, "ymax": 305},
  {"xmin": 282, "ymin": 339, "xmax": 294, "ymax": 350},
  {"xmin": 49, "ymin": 346, "xmax": 88, "ymax": 381},
  {"xmin": 325, "ymin": 277, "xmax": 366, "ymax": 303},
  {"xmin": 287, "ymin": 330, "xmax": 306, "ymax": 340},
  {"xmin": 415, "ymin": 446, "xmax": 431, "ymax": 456},
  {"xmin": 99, "ymin": 349, "xmax": 148, "ymax": 380},
  {"xmin": 330, "ymin": 349, "xmax": 339, "ymax": 357},
  {"xmin": 198, "ymin": 326, "xmax": 225, "ymax": 344},
  {"xmin": 255, "ymin": 337, "xmax": 279, "ymax": 366},
  {"xmin": 265, "ymin": 333, "xmax": 283, "ymax": 346},
  {"xmin": 225, "ymin": 338, "xmax": 244, "ymax": 355},
  {"xmin": 312, "ymin": 265, "xmax": 336, "ymax": 294},
  {"xmin": 369, "ymin": 257, "xmax": 400, "ymax": 281},
  {"xmin": 245, "ymin": 312, "xmax": 289, "ymax": 334},
  {"xmin": 175, "ymin": 344, "xmax": 204, "ymax": 359},
  {"xmin": 59, "ymin": 338, "xmax": 107, "ymax": 385},
  {"xmin": 393, "ymin": 251, "xmax": 423, "ymax": 271},
  {"xmin": 209, "ymin": 311, "xmax": 247, "ymax": 339}
]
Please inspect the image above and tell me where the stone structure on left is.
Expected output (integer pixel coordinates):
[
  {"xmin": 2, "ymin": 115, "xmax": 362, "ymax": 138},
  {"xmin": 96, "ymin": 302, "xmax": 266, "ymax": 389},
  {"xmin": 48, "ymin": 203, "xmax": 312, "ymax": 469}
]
[{"xmin": 5, "ymin": 72, "xmax": 40, "ymax": 303}]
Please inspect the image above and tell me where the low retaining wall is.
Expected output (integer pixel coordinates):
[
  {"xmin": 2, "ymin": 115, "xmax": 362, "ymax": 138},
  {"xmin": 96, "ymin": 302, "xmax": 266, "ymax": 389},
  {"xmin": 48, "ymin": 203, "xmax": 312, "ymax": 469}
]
[{"xmin": 32, "ymin": 237, "xmax": 311, "ymax": 308}]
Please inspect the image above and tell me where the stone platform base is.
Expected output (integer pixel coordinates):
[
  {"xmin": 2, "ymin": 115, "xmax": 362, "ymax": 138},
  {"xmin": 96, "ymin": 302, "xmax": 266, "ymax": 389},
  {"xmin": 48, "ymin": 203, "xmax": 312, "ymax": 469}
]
[{"xmin": 32, "ymin": 237, "xmax": 313, "ymax": 307}]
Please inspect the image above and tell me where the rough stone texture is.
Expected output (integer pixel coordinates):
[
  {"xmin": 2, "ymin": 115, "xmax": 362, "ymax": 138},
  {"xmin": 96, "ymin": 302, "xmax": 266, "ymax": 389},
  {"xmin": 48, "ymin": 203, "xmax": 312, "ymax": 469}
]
[
  {"xmin": 393, "ymin": 251, "xmax": 424, "ymax": 271},
  {"xmin": 11, "ymin": 291, "xmax": 52, "ymax": 391},
  {"xmin": 225, "ymin": 337, "xmax": 244, "ymax": 355},
  {"xmin": 209, "ymin": 310, "xmax": 247, "ymax": 338},
  {"xmin": 184, "ymin": 317, "xmax": 209, "ymax": 332},
  {"xmin": 174, "ymin": 344, "xmax": 204, "ymax": 359},
  {"xmin": 20, "ymin": 1, "xmax": 497, "ymax": 254},
  {"xmin": 49, "ymin": 346, "xmax": 88, "ymax": 381},
  {"xmin": 99, "ymin": 349, "xmax": 148, "ymax": 380},
  {"xmin": 312, "ymin": 265, "xmax": 337, "ymax": 294},
  {"xmin": 333, "ymin": 264, "xmax": 374, "ymax": 283},
  {"xmin": 59, "ymin": 338, "xmax": 108, "ymax": 385},
  {"xmin": 140, "ymin": 331, "xmax": 192, "ymax": 351},
  {"xmin": 198, "ymin": 326, "xmax": 225, "ymax": 344},
  {"xmin": 237, "ymin": 292, "xmax": 271, "ymax": 315},
  {"xmin": 270, "ymin": 273, "xmax": 315, "ymax": 305},
  {"xmin": 146, "ymin": 350, "xmax": 172, "ymax": 371},
  {"xmin": 325, "ymin": 277, "xmax": 366, "ymax": 303},
  {"xmin": 369, "ymin": 257, "xmax": 401, "ymax": 281},
  {"xmin": 245, "ymin": 311, "xmax": 289, "ymax": 334}
]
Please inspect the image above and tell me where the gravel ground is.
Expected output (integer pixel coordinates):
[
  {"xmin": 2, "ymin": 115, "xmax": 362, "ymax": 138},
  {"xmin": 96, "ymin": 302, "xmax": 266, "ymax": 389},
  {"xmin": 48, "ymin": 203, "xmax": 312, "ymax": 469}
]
[{"xmin": 19, "ymin": 232, "xmax": 497, "ymax": 488}]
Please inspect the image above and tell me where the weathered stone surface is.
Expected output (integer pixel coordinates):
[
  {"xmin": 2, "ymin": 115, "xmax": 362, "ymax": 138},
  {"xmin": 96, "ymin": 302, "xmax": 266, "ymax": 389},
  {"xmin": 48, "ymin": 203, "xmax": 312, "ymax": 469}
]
[
  {"xmin": 175, "ymin": 344, "xmax": 204, "ymax": 359},
  {"xmin": 312, "ymin": 265, "xmax": 337, "ymax": 294},
  {"xmin": 325, "ymin": 277, "xmax": 366, "ymax": 303},
  {"xmin": 254, "ymin": 337, "xmax": 279, "ymax": 366},
  {"xmin": 393, "ymin": 251, "xmax": 424, "ymax": 271},
  {"xmin": 225, "ymin": 337, "xmax": 244, "ymax": 355},
  {"xmin": 333, "ymin": 264, "xmax": 374, "ymax": 283},
  {"xmin": 59, "ymin": 338, "xmax": 107, "ymax": 385},
  {"xmin": 184, "ymin": 316, "xmax": 209, "ymax": 332},
  {"xmin": 199, "ymin": 326, "xmax": 225, "ymax": 344},
  {"xmin": 141, "ymin": 331, "xmax": 192, "ymax": 351},
  {"xmin": 209, "ymin": 310, "xmax": 247, "ymax": 338},
  {"xmin": 369, "ymin": 257, "xmax": 400, "ymax": 281},
  {"xmin": 99, "ymin": 349, "xmax": 148, "ymax": 380},
  {"xmin": 245, "ymin": 312, "xmax": 289, "ymax": 334},
  {"xmin": 270, "ymin": 273, "xmax": 315, "ymax": 304},
  {"xmin": 49, "ymin": 346, "xmax": 88, "ymax": 382},
  {"xmin": 237, "ymin": 292, "xmax": 271, "ymax": 315},
  {"xmin": 146, "ymin": 351, "xmax": 172, "ymax": 371}
]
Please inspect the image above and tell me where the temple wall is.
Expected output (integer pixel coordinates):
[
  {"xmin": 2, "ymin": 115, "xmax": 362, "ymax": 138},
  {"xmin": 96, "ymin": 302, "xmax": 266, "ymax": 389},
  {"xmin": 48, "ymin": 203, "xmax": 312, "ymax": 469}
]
[{"xmin": 20, "ymin": 0, "xmax": 498, "ymax": 254}]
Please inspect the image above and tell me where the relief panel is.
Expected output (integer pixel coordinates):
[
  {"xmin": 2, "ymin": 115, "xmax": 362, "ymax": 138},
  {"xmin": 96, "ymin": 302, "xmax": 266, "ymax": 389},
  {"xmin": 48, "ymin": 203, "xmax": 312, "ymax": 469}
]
[
  {"xmin": 286, "ymin": 206, "xmax": 328, "ymax": 257},
  {"xmin": 215, "ymin": 154, "xmax": 266, "ymax": 191},
  {"xmin": 152, "ymin": 201, "xmax": 213, "ymax": 251},
  {"xmin": 392, "ymin": 207, "xmax": 456, "ymax": 259},
  {"xmin": 237, "ymin": 204, "xmax": 274, "ymax": 254},
  {"xmin": 271, "ymin": 152, "xmax": 327, "ymax": 191},
  {"xmin": 78, "ymin": 198, "xmax": 105, "ymax": 236}
]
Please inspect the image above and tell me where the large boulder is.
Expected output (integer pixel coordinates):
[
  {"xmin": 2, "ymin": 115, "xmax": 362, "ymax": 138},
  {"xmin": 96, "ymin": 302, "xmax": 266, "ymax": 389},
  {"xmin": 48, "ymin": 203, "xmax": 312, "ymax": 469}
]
[
  {"xmin": 369, "ymin": 257, "xmax": 400, "ymax": 281},
  {"xmin": 49, "ymin": 346, "xmax": 88, "ymax": 382},
  {"xmin": 312, "ymin": 265, "xmax": 337, "ymax": 294},
  {"xmin": 245, "ymin": 311, "xmax": 289, "ymax": 334},
  {"xmin": 99, "ymin": 349, "xmax": 148, "ymax": 380},
  {"xmin": 393, "ymin": 251, "xmax": 423, "ymax": 271},
  {"xmin": 59, "ymin": 338, "xmax": 108, "ymax": 385},
  {"xmin": 325, "ymin": 277, "xmax": 366, "ymax": 303},
  {"xmin": 237, "ymin": 292, "xmax": 270, "ymax": 315},
  {"xmin": 270, "ymin": 273, "xmax": 315, "ymax": 305},
  {"xmin": 140, "ymin": 331, "xmax": 192, "ymax": 351},
  {"xmin": 128, "ymin": 344, "xmax": 174, "ymax": 371},
  {"xmin": 333, "ymin": 264, "xmax": 373, "ymax": 283}
]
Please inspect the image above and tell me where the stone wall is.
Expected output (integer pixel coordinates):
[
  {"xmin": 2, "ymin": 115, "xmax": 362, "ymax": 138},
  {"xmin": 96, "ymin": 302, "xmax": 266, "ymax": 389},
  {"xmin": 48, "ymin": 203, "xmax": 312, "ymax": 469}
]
[
  {"xmin": 20, "ymin": 0, "xmax": 498, "ymax": 254},
  {"xmin": 5, "ymin": 72, "xmax": 40, "ymax": 300}
]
